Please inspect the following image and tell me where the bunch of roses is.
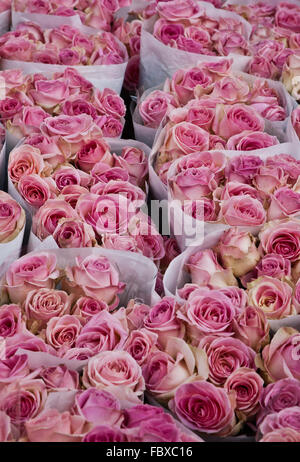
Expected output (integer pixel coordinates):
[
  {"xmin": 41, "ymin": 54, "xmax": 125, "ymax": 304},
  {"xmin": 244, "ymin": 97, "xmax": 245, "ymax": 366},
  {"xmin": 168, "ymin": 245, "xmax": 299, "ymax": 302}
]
[
  {"xmin": 224, "ymin": 2, "xmax": 300, "ymax": 84},
  {"xmin": 0, "ymin": 22, "xmax": 127, "ymax": 66},
  {"xmin": 138, "ymin": 58, "xmax": 286, "ymax": 135},
  {"xmin": 0, "ymin": 68, "xmax": 126, "ymax": 139},
  {"xmin": 291, "ymin": 106, "xmax": 300, "ymax": 139},
  {"xmin": 151, "ymin": 0, "xmax": 250, "ymax": 57},
  {"xmin": 113, "ymin": 18, "xmax": 142, "ymax": 92},
  {"xmin": 12, "ymin": 0, "xmax": 130, "ymax": 31},
  {"xmin": 0, "ymin": 190, "xmax": 25, "ymax": 244},
  {"xmin": 168, "ymin": 150, "xmax": 300, "ymax": 227},
  {"xmin": 179, "ymin": 220, "xmax": 300, "ymax": 321},
  {"xmin": 0, "ymin": 251, "xmax": 202, "ymax": 442}
]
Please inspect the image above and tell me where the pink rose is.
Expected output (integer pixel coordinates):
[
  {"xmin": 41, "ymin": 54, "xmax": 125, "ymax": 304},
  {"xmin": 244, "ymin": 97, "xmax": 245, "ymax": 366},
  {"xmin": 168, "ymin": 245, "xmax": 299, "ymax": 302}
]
[
  {"xmin": 161, "ymin": 122, "xmax": 210, "ymax": 160},
  {"xmin": 30, "ymin": 79, "xmax": 70, "ymax": 109},
  {"xmin": 169, "ymin": 381, "xmax": 236, "ymax": 436},
  {"xmin": 0, "ymin": 97, "xmax": 22, "ymax": 119},
  {"xmin": 225, "ymin": 154, "xmax": 263, "ymax": 184},
  {"xmin": 125, "ymin": 300, "xmax": 151, "ymax": 331},
  {"xmin": 226, "ymin": 131, "xmax": 279, "ymax": 151},
  {"xmin": 41, "ymin": 114, "xmax": 94, "ymax": 144},
  {"xmin": 90, "ymin": 180, "xmax": 145, "ymax": 208},
  {"xmin": 0, "ymin": 191, "xmax": 25, "ymax": 243},
  {"xmin": 211, "ymin": 75, "xmax": 249, "ymax": 104},
  {"xmin": 18, "ymin": 174, "xmax": 57, "ymax": 209},
  {"xmin": 232, "ymin": 306, "xmax": 270, "ymax": 352},
  {"xmin": 275, "ymin": 6, "xmax": 300, "ymax": 33},
  {"xmin": 24, "ymin": 134, "xmax": 65, "ymax": 168},
  {"xmin": 72, "ymin": 297, "xmax": 109, "ymax": 320},
  {"xmin": 213, "ymin": 30, "xmax": 248, "ymax": 56},
  {"xmin": 75, "ymin": 311, "xmax": 128, "ymax": 354},
  {"xmin": 123, "ymin": 55, "xmax": 139, "ymax": 93},
  {"xmin": 113, "ymin": 147, "xmax": 148, "ymax": 187},
  {"xmin": 139, "ymin": 90, "xmax": 176, "ymax": 128},
  {"xmin": 256, "ymin": 254, "xmax": 291, "ymax": 279},
  {"xmin": 259, "ymin": 220, "xmax": 300, "ymax": 262},
  {"xmin": 253, "ymin": 166, "xmax": 288, "ymax": 194},
  {"xmin": 5, "ymin": 252, "xmax": 59, "ymax": 304},
  {"xmin": 8, "ymin": 145, "xmax": 44, "ymax": 185},
  {"xmin": 53, "ymin": 219, "xmax": 96, "ymax": 248},
  {"xmin": 224, "ymin": 367, "xmax": 263, "ymax": 416},
  {"xmin": 0, "ymin": 355, "xmax": 30, "ymax": 386},
  {"xmin": 221, "ymin": 196, "xmax": 266, "ymax": 226},
  {"xmin": 75, "ymin": 388, "xmax": 122, "ymax": 426},
  {"xmin": 62, "ymin": 99, "xmax": 97, "ymax": 120},
  {"xmin": 143, "ymin": 297, "xmax": 184, "ymax": 349},
  {"xmin": 169, "ymin": 166, "xmax": 217, "ymax": 201},
  {"xmin": 75, "ymin": 139, "xmax": 112, "ymax": 173},
  {"xmin": 25, "ymin": 409, "xmax": 88, "ymax": 442},
  {"xmin": 260, "ymin": 407, "xmax": 300, "ymax": 436},
  {"xmin": 83, "ymin": 426, "xmax": 127, "ymax": 442},
  {"xmin": 262, "ymin": 327, "xmax": 300, "ymax": 381},
  {"xmin": 153, "ymin": 19, "xmax": 185, "ymax": 46},
  {"xmin": 128, "ymin": 413, "xmax": 181, "ymax": 443},
  {"xmin": 93, "ymin": 88, "xmax": 126, "ymax": 119},
  {"xmin": 91, "ymin": 162, "xmax": 129, "ymax": 184},
  {"xmin": 170, "ymin": 67, "xmax": 213, "ymax": 105},
  {"xmin": 46, "ymin": 315, "xmax": 82, "ymax": 351},
  {"xmin": 123, "ymin": 404, "xmax": 164, "ymax": 429},
  {"xmin": 219, "ymin": 182, "xmax": 263, "ymax": 204},
  {"xmin": 63, "ymin": 255, "xmax": 125, "ymax": 307},
  {"xmin": 156, "ymin": 0, "xmax": 202, "ymax": 21},
  {"xmin": 199, "ymin": 336, "xmax": 256, "ymax": 386},
  {"xmin": 266, "ymin": 153, "xmax": 300, "ymax": 184},
  {"xmin": 124, "ymin": 329, "xmax": 158, "ymax": 366},
  {"xmin": 95, "ymin": 115, "xmax": 124, "ymax": 138},
  {"xmin": 32, "ymin": 199, "xmax": 78, "ymax": 240},
  {"xmin": 268, "ymin": 187, "xmax": 300, "ymax": 220},
  {"xmin": 213, "ymin": 104, "xmax": 264, "ymax": 140},
  {"xmin": 101, "ymin": 234, "xmax": 138, "ymax": 253},
  {"xmin": 260, "ymin": 428, "xmax": 300, "ymax": 442},
  {"xmin": 39, "ymin": 365, "xmax": 79, "ymax": 390},
  {"xmin": 52, "ymin": 165, "xmax": 91, "ymax": 191},
  {"xmin": 60, "ymin": 185, "xmax": 89, "ymax": 208},
  {"xmin": 82, "ymin": 351, "xmax": 145, "ymax": 398},
  {"xmin": 0, "ymin": 37, "xmax": 33, "ymax": 61},
  {"xmin": 0, "ymin": 378, "xmax": 47, "ymax": 425},
  {"xmin": 0, "ymin": 304, "xmax": 23, "ymax": 338}
]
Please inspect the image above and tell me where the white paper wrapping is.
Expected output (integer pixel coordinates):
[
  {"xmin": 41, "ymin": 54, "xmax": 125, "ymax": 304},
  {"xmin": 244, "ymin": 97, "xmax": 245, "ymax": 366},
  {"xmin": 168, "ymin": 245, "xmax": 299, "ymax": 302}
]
[
  {"xmin": 0, "ymin": 49, "xmax": 128, "ymax": 95},
  {"xmin": 5, "ymin": 131, "xmax": 21, "ymax": 156},
  {"xmin": 167, "ymin": 142, "xmax": 300, "ymax": 250},
  {"xmin": 163, "ymin": 226, "xmax": 300, "ymax": 332},
  {"xmin": 0, "ymin": 224, "xmax": 25, "ymax": 270},
  {"xmin": 11, "ymin": 9, "xmax": 83, "ymax": 30},
  {"xmin": 140, "ymin": 1, "xmax": 252, "ymax": 90},
  {"xmin": 0, "ymin": 9, "xmax": 10, "ymax": 36}
]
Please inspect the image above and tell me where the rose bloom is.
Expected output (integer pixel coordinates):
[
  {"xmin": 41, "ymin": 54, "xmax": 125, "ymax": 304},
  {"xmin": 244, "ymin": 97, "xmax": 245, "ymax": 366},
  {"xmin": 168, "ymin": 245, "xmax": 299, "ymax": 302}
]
[
  {"xmin": 169, "ymin": 166, "xmax": 218, "ymax": 201},
  {"xmin": 41, "ymin": 114, "xmax": 94, "ymax": 144},
  {"xmin": 0, "ymin": 355, "xmax": 30, "ymax": 387},
  {"xmin": 169, "ymin": 67, "xmax": 213, "ymax": 106},
  {"xmin": 232, "ymin": 306, "xmax": 269, "ymax": 353},
  {"xmin": 32, "ymin": 199, "xmax": 78, "ymax": 240},
  {"xmin": 23, "ymin": 287, "xmax": 72, "ymax": 327},
  {"xmin": 8, "ymin": 145, "xmax": 45, "ymax": 184},
  {"xmin": 46, "ymin": 315, "xmax": 82, "ymax": 351},
  {"xmin": 268, "ymin": 187, "xmax": 300, "ymax": 221},
  {"xmin": 83, "ymin": 425, "xmax": 127, "ymax": 442},
  {"xmin": 169, "ymin": 381, "xmax": 236, "ymax": 436},
  {"xmin": 72, "ymin": 297, "xmax": 109, "ymax": 320},
  {"xmin": 199, "ymin": 335, "xmax": 256, "ymax": 386},
  {"xmin": 256, "ymin": 254, "xmax": 291, "ymax": 279},
  {"xmin": 260, "ymin": 407, "xmax": 300, "ymax": 436},
  {"xmin": 213, "ymin": 104, "xmax": 264, "ymax": 140},
  {"xmin": 262, "ymin": 327, "xmax": 300, "ymax": 381},
  {"xmin": 124, "ymin": 329, "xmax": 158, "ymax": 365},
  {"xmin": 226, "ymin": 131, "xmax": 279, "ymax": 151},
  {"xmin": 139, "ymin": 90, "xmax": 176, "ymax": 128},
  {"xmin": 75, "ymin": 311, "xmax": 128, "ymax": 355},
  {"xmin": 225, "ymin": 154, "xmax": 263, "ymax": 184},
  {"xmin": 30, "ymin": 78, "xmax": 70, "ymax": 109},
  {"xmin": 5, "ymin": 252, "xmax": 59, "ymax": 304},
  {"xmin": 143, "ymin": 297, "xmax": 184, "ymax": 349},
  {"xmin": 39, "ymin": 365, "xmax": 79, "ymax": 391},
  {"xmin": 25, "ymin": 408, "xmax": 89, "ymax": 442},
  {"xmin": 18, "ymin": 174, "xmax": 57, "ymax": 209},
  {"xmin": 215, "ymin": 228, "xmax": 261, "ymax": 278},
  {"xmin": 125, "ymin": 300, "xmax": 151, "ymax": 331},
  {"xmin": 53, "ymin": 219, "xmax": 96, "ymax": 248},
  {"xmin": 0, "ymin": 191, "xmax": 25, "ymax": 243},
  {"xmin": 74, "ymin": 388, "xmax": 122, "ymax": 427},
  {"xmin": 160, "ymin": 122, "xmax": 210, "ymax": 160},
  {"xmin": 259, "ymin": 219, "xmax": 300, "ymax": 262},
  {"xmin": 82, "ymin": 351, "xmax": 145, "ymax": 399},
  {"xmin": 0, "ymin": 378, "xmax": 47, "ymax": 425},
  {"xmin": 113, "ymin": 147, "xmax": 148, "ymax": 187},
  {"xmin": 221, "ymin": 196, "xmax": 266, "ymax": 227},
  {"xmin": 63, "ymin": 255, "xmax": 125, "ymax": 308},
  {"xmin": 224, "ymin": 367, "xmax": 264, "ymax": 416},
  {"xmin": 260, "ymin": 427, "xmax": 300, "ymax": 442},
  {"xmin": 128, "ymin": 413, "xmax": 182, "ymax": 443},
  {"xmin": 75, "ymin": 139, "xmax": 112, "ymax": 173}
]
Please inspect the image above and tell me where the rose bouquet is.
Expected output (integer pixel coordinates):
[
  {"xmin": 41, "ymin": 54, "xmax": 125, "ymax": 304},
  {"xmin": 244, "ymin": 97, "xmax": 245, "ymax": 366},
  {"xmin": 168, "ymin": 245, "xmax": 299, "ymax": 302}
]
[
  {"xmin": 12, "ymin": 0, "xmax": 131, "ymax": 32},
  {"xmin": 0, "ymin": 22, "xmax": 128, "ymax": 93},
  {"xmin": 0, "ymin": 67, "xmax": 126, "ymax": 149},
  {"xmin": 139, "ymin": 0, "xmax": 252, "ymax": 89},
  {"xmin": 0, "ymin": 190, "xmax": 25, "ymax": 267}
]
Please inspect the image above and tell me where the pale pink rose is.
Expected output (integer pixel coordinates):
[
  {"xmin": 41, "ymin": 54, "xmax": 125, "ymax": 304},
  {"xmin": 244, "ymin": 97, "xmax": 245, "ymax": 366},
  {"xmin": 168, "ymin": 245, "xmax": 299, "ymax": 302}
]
[
  {"xmin": 213, "ymin": 30, "xmax": 248, "ymax": 56},
  {"xmin": 125, "ymin": 300, "xmax": 151, "ymax": 331},
  {"xmin": 0, "ymin": 355, "xmax": 30, "ymax": 388},
  {"xmin": 9, "ymin": 106, "xmax": 49, "ymax": 137},
  {"xmin": 260, "ymin": 427, "xmax": 300, "ymax": 442},
  {"xmin": 219, "ymin": 182, "xmax": 263, "ymax": 204},
  {"xmin": 176, "ymin": 150, "xmax": 226, "ymax": 180},
  {"xmin": 25, "ymin": 409, "xmax": 89, "ymax": 442},
  {"xmin": 256, "ymin": 254, "xmax": 291, "ymax": 279},
  {"xmin": 170, "ymin": 67, "xmax": 213, "ymax": 105},
  {"xmin": 53, "ymin": 219, "xmax": 96, "ymax": 248},
  {"xmin": 268, "ymin": 187, "xmax": 300, "ymax": 220},
  {"xmin": 143, "ymin": 297, "xmax": 184, "ymax": 349},
  {"xmin": 153, "ymin": 19, "xmax": 185, "ymax": 46},
  {"xmin": 199, "ymin": 335, "xmax": 256, "ymax": 386},
  {"xmin": 128, "ymin": 412, "xmax": 182, "ymax": 443},
  {"xmin": 266, "ymin": 153, "xmax": 300, "ymax": 184},
  {"xmin": 8, "ymin": 145, "xmax": 44, "ymax": 184},
  {"xmin": 62, "ymin": 99, "xmax": 97, "ymax": 120},
  {"xmin": 211, "ymin": 75, "xmax": 249, "ymax": 103},
  {"xmin": 275, "ymin": 6, "xmax": 300, "ymax": 32},
  {"xmin": 32, "ymin": 199, "xmax": 78, "ymax": 240},
  {"xmin": 170, "ymin": 166, "xmax": 217, "ymax": 201},
  {"xmin": 27, "ymin": 0, "xmax": 51, "ymax": 13},
  {"xmin": 124, "ymin": 328, "xmax": 158, "ymax": 365},
  {"xmin": 185, "ymin": 105, "xmax": 215, "ymax": 131},
  {"xmin": 76, "ymin": 193, "xmax": 134, "ymax": 236},
  {"xmin": 91, "ymin": 162, "xmax": 129, "ymax": 184},
  {"xmin": 60, "ymin": 185, "xmax": 89, "ymax": 208},
  {"xmin": 53, "ymin": 165, "xmax": 91, "ymax": 191},
  {"xmin": 62, "ymin": 347, "xmax": 94, "ymax": 361},
  {"xmin": 226, "ymin": 131, "xmax": 279, "ymax": 151},
  {"xmin": 46, "ymin": 314, "xmax": 81, "ymax": 351},
  {"xmin": 215, "ymin": 228, "xmax": 261, "ymax": 277},
  {"xmin": 72, "ymin": 297, "xmax": 109, "ymax": 320},
  {"xmin": 5, "ymin": 252, "xmax": 59, "ymax": 304},
  {"xmin": 30, "ymin": 79, "xmax": 69, "ymax": 109},
  {"xmin": 160, "ymin": 237, "xmax": 181, "ymax": 271},
  {"xmin": 63, "ymin": 254, "xmax": 125, "ymax": 307},
  {"xmin": 122, "ymin": 404, "xmax": 165, "ymax": 429},
  {"xmin": 90, "ymin": 180, "xmax": 145, "ymax": 208},
  {"xmin": 39, "ymin": 365, "xmax": 79, "ymax": 390},
  {"xmin": 260, "ymin": 407, "xmax": 300, "ymax": 436},
  {"xmin": 41, "ymin": 114, "xmax": 94, "ymax": 143},
  {"xmin": 113, "ymin": 147, "xmax": 148, "ymax": 187},
  {"xmin": 161, "ymin": 122, "xmax": 210, "ymax": 160},
  {"xmin": 24, "ymin": 133, "xmax": 65, "ymax": 168},
  {"xmin": 262, "ymin": 327, "xmax": 300, "ymax": 381},
  {"xmin": 0, "ymin": 97, "xmax": 22, "ymax": 120},
  {"xmin": 185, "ymin": 249, "xmax": 236, "ymax": 288},
  {"xmin": 75, "ymin": 311, "xmax": 128, "ymax": 354},
  {"xmin": 0, "ymin": 378, "xmax": 47, "ymax": 425},
  {"xmin": 232, "ymin": 306, "xmax": 269, "ymax": 352},
  {"xmin": 4, "ymin": 330, "xmax": 51, "ymax": 358},
  {"xmin": 74, "ymin": 388, "xmax": 122, "ymax": 426},
  {"xmin": 221, "ymin": 196, "xmax": 266, "ymax": 227},
  {"xmin": 83, "ymin": 425, "xmax": 127, "ymax": 442},
  {"xmin": 169, "ymin": 381, "xmax": 236, "ymax": 436},
  {"xmin": 225, "ymin": 154, "xmax": 263, "ymax": 184},
  {"xmin": 32, "ymin": 49, "xmax": 59, "ymax": 65},
  {"xmin": 253, "ymin": 166, "xmax": 288, "ymax": 194},
  {"xmin": 75, "ymin": 139, "xmax": 112, "ymax": 173},
  {"xmin": 156, "ymin": 0, "xmax": 202, "ymax": 21},
  {"xmin": 0, "ymin": 191, "xmax": 25, "ymax": 243},
  {"xmin": 139, "ymin": 90, "xmax": 177, "ymax": 129},
  {"xmin": 0, "ymin": 304, "xmax": 24, "ymax": 338},
  {"xmin": 261, "ymin": 105, "xmax": 286, "ymax": 122},
  {"xmin": 101, "ymin": 234, "xmax": 138, "ymax": 253},
  {"xmin": 95, "ymin": 115, "xmax": 124, "ymax": 138},
  {"xmin": 225, "ymin": 368, "xmax": 263, "ymax": 417},
  {"xmin": 93, "ymin": 88, "xmax": 126, "ymax": 119},
  {"xmin": 0, "ymin": 69, "xmax": 25, "ymax": 91},
  {"xmin": 24, "ymin": 288, "xmax": 72, "ymax": 328},
  {"xmin": 18, "ymin": 174, "xmax": 57, "ymax": 209},
  {"xmin": 213, "ymin": 104, "xmax": 264, "ymax": 140},
  {"xmin": 178, "ymin": 288, "xmax": 236, "ymax": 341},
  {"xmin": 259, "ymin": 219, "xmax": 300, "ymax": 262},
  {"xmin": 82, "ymin": 351, "xmax": 145, "ymax": 398},
  {"xmin": 0, "ymin": 37, "xmax": 33, "ymax": 61}
]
